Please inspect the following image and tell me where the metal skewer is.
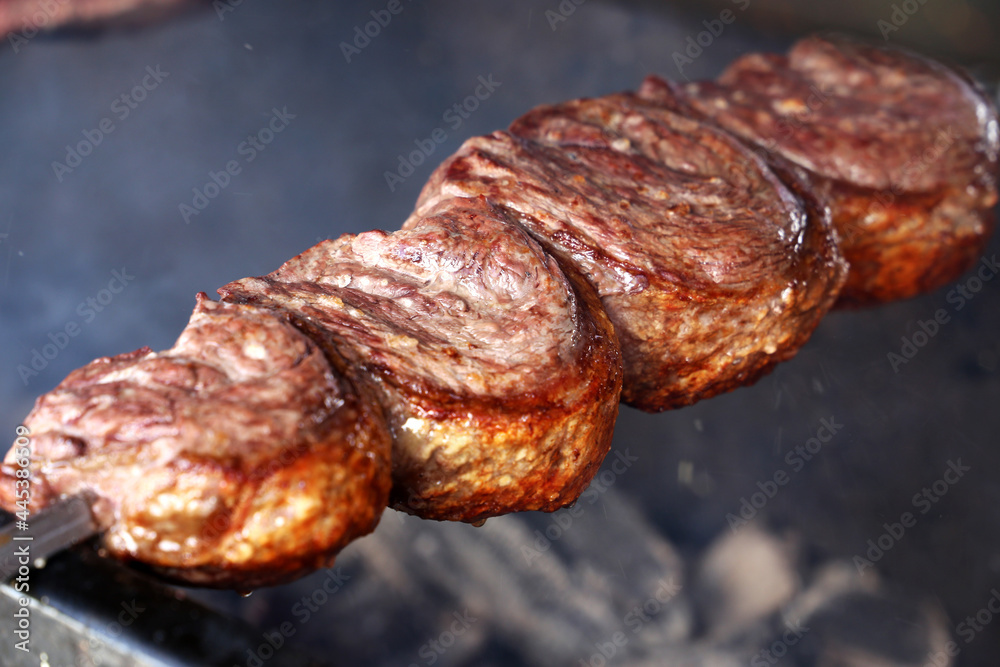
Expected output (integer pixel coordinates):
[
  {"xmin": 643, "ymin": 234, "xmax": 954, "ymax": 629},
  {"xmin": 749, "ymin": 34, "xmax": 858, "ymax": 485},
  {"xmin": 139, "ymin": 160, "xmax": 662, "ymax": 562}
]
[{"xmin": 0, "ymin": 496, "xmax": 100, "ymax": 582}]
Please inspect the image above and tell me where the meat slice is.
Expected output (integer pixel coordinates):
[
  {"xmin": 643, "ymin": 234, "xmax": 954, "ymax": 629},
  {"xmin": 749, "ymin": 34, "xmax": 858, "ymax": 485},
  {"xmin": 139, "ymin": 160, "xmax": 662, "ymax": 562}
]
[
  {"xmin": 414, "ymin": 91, "xmax": 846, "ymax": 411},
  {"xmin": 220, "ymin": 196, "xmax": 622, "ymax": 523},
  {"xmin": 0, "ymin": 296, "xmax": 391, "ymax": 588},
  {"xmin": 645, "ymin": 34, "xmax": 1000, "ymax": 306}
]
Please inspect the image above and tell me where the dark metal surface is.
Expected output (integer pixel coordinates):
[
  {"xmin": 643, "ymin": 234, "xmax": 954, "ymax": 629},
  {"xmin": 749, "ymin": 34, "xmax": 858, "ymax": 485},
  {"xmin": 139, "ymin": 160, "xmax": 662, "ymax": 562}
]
[
  {"xmin": 0, "ymin": 497, "xmax": 100, "ymax": 582},
  {"xmin": 0, "ymin": 1, "xmax": 998, "ymax": 665},
  {"xmin": 0, "ymin": 544, "xmax": 325, "ymax": 666}
]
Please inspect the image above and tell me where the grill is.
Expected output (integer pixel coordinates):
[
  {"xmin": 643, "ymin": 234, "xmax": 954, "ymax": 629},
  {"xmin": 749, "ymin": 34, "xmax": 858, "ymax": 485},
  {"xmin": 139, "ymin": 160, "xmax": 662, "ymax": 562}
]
[{"xmin": 1, "ymin": 2, "xmax": 999, "ymax": 665}]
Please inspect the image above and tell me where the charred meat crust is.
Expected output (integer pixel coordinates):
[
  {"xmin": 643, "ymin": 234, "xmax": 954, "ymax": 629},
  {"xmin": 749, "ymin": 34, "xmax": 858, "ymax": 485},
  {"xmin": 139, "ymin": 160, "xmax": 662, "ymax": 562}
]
[
  {"xmin": 220, "ymin": 196, "xmax": 622, "ymax": 523},
  {"xmin": 415, "ymin": 91, "xmax": 846, "ymax": 411},
  {"xmin": 0, "ymin": 296, "xmax": 392, "ymax": 588},
  {"xmin": 648, "ymin": 34, "xmax": 1000, "ymax": 306}
]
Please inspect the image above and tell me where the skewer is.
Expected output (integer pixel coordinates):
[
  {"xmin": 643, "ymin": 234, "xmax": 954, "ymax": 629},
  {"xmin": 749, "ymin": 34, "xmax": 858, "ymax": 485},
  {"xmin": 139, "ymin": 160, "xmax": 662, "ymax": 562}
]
[{"xmin": 0, "ymin": 496, "xmax": 99, "ymax": 582}]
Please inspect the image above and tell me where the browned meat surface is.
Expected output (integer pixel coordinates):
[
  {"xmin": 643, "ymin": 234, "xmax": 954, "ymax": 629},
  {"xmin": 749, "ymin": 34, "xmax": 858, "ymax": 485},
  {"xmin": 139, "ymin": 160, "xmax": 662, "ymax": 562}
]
[
  {"xmin": 2, "ymin": 34, "xmax": 994, "ymax": 590},
  {"xmin": 414, "ymin": 92, "xmax": 846, "ymax": 411},
  {"xmin": 646, "ymin": 34, "xmax": 1000, "ymax": 306},
  {"xmin": 0, "ymin": 295, "xmax": 391, "ymax": 588},
  {"xmin": 220, "ymin": 196, "xmax": 622, "ymax": 523}
]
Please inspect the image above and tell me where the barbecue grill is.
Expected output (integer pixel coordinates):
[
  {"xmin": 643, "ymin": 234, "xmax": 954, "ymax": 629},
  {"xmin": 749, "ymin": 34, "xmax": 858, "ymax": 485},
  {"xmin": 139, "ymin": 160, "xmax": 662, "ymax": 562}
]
[{"xmin": 2, "ymin": 1, "xmax": 999, "ymax": 665}]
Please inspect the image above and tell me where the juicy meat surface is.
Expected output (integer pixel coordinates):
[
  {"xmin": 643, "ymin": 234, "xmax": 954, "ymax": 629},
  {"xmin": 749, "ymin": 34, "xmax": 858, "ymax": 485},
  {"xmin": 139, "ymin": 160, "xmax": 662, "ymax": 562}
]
[
  {"xmin": 220, "ymin": 196, "xmax": 622, "ymax": 523},
  {"xmin": 650, "ymin": 34, "xmax": 1000, "ymax": 306},
  {"xmin": 2, "ymin": 34, "xmax": 990, "ymax": 590},
  {"xmin": 0, "ymin": 296, "xmax": 392, "ymax": 588},
  {"xmin": 415, "ymin": 91, "xmax": 846, "ymax": 411}
]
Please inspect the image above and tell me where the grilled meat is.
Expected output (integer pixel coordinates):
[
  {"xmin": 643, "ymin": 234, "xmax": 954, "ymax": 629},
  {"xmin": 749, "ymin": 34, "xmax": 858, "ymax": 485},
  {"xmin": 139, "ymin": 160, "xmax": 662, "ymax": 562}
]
[
  {"xmin": 0, "ymin": 296, "xmax": 391, "ymax": 587},
  {"xmin": 221, "ymin": 196, "xmax": 622, "ymax": 523},
  {"xmin": 415, "ymin": 90, "xmax": 846, "ymax": 411},
  {"xmin": 645, "ymin": 34, "xmax": 1000, "ymax": 306},
  {"xmin": 1, "ymin": 34, "xmax": 996, "ymax": 588}
]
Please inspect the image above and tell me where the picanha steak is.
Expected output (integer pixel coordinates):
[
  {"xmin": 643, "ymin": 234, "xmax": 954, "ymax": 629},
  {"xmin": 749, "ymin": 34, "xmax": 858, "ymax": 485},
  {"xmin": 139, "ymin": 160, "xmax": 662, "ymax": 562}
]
[
  {"xmin": 644, "ymin": 34, "xmax": 1000, "ymax": 306},
  {"xmin": 1, "ymin": 34, "xmax": 996, "ymax": 587},
  {"xmin": 220, "ymin": 195, "xmax": 622, "ymax": 524},
  {"xmin": 0, "ymin": 297, "xmax": 391, "ymax": 587},
  {"xmin": 415, "ymin": 87, "xmax": 846, "ymax": 411}
]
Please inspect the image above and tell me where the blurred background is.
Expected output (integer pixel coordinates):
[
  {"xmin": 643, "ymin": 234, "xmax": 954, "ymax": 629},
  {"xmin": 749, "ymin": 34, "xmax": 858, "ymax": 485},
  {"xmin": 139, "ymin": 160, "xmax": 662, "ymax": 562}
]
[{"xmin": 0, "ymin": 1, "xmax": 999, "ymax": 665}]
